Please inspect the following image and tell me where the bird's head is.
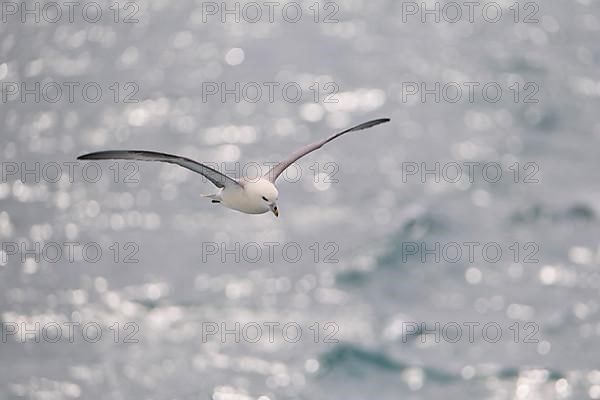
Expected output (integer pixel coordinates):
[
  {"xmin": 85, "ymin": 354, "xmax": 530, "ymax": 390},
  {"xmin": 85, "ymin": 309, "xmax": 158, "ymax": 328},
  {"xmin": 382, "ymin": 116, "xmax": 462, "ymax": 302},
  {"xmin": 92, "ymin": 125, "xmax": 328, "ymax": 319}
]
[{"xmin": 249, "ymin": 179, "xmax": 279, "ymax": 217}]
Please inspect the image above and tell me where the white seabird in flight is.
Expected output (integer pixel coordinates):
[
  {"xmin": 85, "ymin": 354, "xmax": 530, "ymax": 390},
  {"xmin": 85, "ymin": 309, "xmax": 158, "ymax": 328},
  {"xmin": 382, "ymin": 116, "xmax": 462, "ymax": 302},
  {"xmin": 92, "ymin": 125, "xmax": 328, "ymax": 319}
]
[{"xmin": 78, "ymin": 118, "xmax": 390, "ymax": 217}]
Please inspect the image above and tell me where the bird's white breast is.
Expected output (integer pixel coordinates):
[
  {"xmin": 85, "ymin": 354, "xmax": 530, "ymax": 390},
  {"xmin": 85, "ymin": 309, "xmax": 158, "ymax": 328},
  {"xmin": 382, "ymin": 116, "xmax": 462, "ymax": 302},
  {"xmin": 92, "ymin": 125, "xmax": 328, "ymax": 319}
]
[{"xmin": 220, "ymin": 178, "xmax": 275, "ymax": 214}]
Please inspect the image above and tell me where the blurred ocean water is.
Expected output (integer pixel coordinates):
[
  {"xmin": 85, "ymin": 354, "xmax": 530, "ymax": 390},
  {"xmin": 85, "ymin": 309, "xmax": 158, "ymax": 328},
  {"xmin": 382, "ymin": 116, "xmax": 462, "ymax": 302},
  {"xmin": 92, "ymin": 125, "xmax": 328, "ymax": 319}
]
[{"xmin": 1, "ymin": 0, "xmax": 600, "ymax": 399}]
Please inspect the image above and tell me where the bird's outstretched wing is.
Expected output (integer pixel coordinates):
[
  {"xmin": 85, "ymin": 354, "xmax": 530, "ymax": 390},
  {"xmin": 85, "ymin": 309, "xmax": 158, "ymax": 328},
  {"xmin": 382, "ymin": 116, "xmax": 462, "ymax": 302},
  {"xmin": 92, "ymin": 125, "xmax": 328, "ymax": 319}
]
[
  {"xmin": 264, "ymin": 118, "xmax": 391, "ymax": 183},
  {"xmin": 77, "ymin": 150, "xmax": 241, "ymax": 189}
]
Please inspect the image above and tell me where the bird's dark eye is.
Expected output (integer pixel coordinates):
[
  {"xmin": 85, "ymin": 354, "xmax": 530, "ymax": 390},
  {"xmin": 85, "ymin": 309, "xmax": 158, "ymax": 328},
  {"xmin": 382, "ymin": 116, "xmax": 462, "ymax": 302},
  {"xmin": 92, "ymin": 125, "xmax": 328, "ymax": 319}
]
[{"xmin": 262, "ymin": 196, "xmax": 269, "ymax": 201}]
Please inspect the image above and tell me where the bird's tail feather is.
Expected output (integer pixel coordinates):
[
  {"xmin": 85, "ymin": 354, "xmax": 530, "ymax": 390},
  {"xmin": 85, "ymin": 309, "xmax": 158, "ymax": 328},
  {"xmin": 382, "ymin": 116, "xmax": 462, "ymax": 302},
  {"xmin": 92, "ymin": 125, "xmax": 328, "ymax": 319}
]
[{"xmin": 202, "ymin": 193, "xmax": 222, "ymax": 203}]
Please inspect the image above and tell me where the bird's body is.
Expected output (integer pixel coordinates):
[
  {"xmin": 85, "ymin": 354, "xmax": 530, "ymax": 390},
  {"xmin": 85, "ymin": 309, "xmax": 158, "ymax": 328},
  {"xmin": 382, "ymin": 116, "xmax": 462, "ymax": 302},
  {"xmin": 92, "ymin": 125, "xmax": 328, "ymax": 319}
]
[
  {"xmin": 211, "ymin": 178, "xmax": 279, "ymax": 215},
  {"xmin": 77, "ymin": 118, "xmax": 390, "ymax": 217}
]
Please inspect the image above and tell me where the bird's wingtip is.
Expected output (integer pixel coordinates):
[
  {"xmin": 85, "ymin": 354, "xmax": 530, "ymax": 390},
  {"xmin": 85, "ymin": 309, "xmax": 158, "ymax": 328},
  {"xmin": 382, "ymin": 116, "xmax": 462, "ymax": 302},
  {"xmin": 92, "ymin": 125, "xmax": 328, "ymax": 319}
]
[
  {"xmin": 370, "ymin": 117, "xmax": 391, "ymax": 127},
  {"xmin": 78, "ymin": 151, "xmax": 111, "ymax": 160}
]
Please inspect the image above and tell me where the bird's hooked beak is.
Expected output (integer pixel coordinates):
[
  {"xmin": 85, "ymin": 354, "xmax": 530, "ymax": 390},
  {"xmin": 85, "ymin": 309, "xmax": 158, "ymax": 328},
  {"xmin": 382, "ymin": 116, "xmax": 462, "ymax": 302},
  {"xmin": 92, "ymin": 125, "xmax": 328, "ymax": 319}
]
[{"xmin": 270, "ymin": 203, "xmax": 279, "ymax": 217}]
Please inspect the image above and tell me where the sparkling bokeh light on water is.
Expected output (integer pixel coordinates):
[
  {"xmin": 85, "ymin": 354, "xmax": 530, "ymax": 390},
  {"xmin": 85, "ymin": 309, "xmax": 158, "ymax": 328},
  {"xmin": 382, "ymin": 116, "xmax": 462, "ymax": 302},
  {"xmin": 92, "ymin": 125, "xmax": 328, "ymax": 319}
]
[{"xmin": 1, "ymin": 0, "xmax": 600, "ymax": 399}]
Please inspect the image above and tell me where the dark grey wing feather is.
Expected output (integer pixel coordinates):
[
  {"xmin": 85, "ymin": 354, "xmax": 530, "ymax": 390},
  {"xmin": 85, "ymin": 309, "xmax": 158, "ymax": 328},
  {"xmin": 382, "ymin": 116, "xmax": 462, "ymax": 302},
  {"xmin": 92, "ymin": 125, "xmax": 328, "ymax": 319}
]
[
  {"xmin": 264, "ymin": 118, "xmax": 390, "ymax": 183},
  {"xmin": 77, "ymin": 150, "xmax": 240, "ymax": 188}
]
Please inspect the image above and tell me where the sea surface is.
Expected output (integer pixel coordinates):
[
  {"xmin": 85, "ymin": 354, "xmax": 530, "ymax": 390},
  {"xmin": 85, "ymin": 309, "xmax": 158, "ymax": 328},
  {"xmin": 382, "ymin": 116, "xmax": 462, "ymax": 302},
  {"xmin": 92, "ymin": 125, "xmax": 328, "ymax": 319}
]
[{"xmin": 1, "ymin": 0, "xmax": 600, "ymax": 399}]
